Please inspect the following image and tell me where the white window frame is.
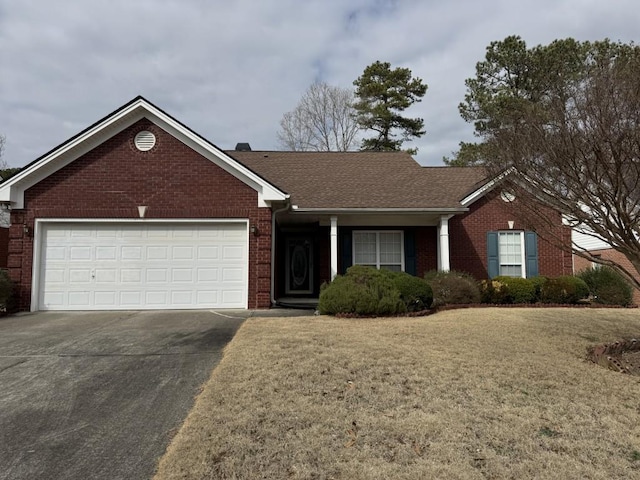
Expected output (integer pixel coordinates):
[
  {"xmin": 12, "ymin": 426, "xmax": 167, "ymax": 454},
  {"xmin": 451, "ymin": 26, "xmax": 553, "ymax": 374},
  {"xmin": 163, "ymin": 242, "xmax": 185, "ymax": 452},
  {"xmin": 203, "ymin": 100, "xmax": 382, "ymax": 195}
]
[
  {"xmin": 352, "ymin": 230, "xmax": 405, "ymax": 272},
  {"xmin": 498, "ymin": 231, "xmax": 527, "ymax": 278}
]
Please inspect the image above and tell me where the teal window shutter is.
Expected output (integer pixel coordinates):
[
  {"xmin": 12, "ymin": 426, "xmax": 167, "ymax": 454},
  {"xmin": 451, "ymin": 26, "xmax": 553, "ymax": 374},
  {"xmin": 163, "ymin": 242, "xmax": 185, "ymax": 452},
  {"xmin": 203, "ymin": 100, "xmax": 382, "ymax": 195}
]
[
  {"xmin": 404, "ymin": 230, "xmax": 416, "ymax": 275},
  {"xmin": 487, "ymin": 232, "xmax": 499, "ymax": 278},
  {"xmin": 525, "ymin": 231, "xmax": 539, "ymax": 277},
  {"xmin": 340, "ymin": 229, "xmax": 352, "ymax": 274}
]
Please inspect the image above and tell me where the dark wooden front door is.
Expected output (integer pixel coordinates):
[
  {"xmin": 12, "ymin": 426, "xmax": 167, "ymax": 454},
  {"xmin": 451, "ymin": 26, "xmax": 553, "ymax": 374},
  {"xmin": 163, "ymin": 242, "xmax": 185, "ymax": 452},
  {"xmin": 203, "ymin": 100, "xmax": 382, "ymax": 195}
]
[{"xmin": 285, "ymin": 237, "xmax": 313, "ymax": 294}]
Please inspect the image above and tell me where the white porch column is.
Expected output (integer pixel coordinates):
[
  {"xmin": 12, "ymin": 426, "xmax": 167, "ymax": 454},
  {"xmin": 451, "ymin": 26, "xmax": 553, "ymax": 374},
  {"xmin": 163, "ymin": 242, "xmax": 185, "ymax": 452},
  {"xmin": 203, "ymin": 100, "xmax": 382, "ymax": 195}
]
[
  {"xmin": 438, "ymin": 215, "xmax": 451, "ymax": 272},
  {"xmin": 330, "ymin": 216, "xmax": 338, "ymax": 279}
]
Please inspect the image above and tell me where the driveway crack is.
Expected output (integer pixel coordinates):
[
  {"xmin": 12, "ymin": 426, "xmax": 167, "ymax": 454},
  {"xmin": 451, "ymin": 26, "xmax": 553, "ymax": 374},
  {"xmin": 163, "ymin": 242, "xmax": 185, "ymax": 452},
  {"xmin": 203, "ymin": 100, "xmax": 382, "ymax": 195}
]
[{"xmin": 0, "ymin": 358, "xmax": 28, "ymax": 374}]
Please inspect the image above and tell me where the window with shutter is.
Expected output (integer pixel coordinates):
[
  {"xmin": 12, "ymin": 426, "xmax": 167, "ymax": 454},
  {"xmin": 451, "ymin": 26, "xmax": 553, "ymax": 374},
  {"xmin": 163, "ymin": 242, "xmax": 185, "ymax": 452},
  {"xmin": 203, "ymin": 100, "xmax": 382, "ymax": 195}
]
[{"xmin": 487, "ymin": 231, "xmax": 539, "ymax": 278}]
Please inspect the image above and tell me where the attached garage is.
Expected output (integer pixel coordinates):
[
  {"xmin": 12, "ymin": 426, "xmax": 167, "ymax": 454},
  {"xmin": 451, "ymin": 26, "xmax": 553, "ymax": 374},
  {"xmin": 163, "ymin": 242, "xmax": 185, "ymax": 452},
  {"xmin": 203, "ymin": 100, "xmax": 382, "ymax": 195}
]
[{"xmin": 34, "ymin": 221, "xmax": 249, "ymax": 311}]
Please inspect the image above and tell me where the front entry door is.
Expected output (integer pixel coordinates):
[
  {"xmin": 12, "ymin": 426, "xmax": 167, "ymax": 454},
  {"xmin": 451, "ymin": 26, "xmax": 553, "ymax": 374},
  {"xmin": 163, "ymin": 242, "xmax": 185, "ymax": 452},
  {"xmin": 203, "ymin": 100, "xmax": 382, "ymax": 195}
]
[{"xmin": 285, "ymin": 237, "xmax": 313, "ymax": 295}]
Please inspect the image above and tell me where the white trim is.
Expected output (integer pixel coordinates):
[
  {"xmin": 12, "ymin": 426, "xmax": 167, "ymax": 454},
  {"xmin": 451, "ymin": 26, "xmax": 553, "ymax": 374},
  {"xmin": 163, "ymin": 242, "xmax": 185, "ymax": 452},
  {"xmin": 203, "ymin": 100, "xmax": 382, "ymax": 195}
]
[
  {"xmin": 352, "ymin": 230, "xmax": 405, "ymax": 272},
  {"xmin": 438, "ymin": 215, "xmax": 452, "ymax": 272},
  {"xmin": 293, "ymin": 207, "xmax": 466, "ymax": 214},
  {"xmin": 460, "ymin": 168, "xmax": 514, "ymax": 207},
  {"xmin": 31, "ymin": 218, "xmax": 250, "ymax": 311},
  {"xmin": 330, "ymin": 216, "xmax": 338, "ymax": 279},
  {"xmin": 0, "ymin": 98, "xmax": 288, "ymax": 208},
  {"xmin": 497, "ymin": 230, "xmax": 526, "ymax": 279}
]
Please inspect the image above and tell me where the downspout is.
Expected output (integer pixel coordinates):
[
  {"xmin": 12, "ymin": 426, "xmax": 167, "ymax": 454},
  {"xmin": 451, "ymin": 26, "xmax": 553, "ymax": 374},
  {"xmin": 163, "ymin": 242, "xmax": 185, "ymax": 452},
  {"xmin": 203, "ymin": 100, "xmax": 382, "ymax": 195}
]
[{"xmin": 271, "ymin": 201, "xmax": 290, "ymax": 307}]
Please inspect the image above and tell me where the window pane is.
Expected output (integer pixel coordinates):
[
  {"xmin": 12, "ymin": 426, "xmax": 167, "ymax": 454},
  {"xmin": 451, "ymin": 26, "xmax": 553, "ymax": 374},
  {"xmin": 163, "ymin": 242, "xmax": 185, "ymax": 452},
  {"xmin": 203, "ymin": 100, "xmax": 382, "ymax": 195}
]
[
  {"xmin": 498, "ymin": 232, "xmax": 522, "ymax": 277},
  {"xmin": 379, "ymin": 232, "xmax": 402, "ymax": 264},
  {"xmin": 352, "ymin": 231, "xmax": 403, "ymax": 271},
  {"xmin": 381, "ymin": 265, "xmax": 402, "ymax": 272},
  {"xmin": 499, "ymin": 265, "xmax": 522, "ymax": 277},
  {"xmin": 353, "ymin": 232, "xmax": 377, "ymax": 264}
]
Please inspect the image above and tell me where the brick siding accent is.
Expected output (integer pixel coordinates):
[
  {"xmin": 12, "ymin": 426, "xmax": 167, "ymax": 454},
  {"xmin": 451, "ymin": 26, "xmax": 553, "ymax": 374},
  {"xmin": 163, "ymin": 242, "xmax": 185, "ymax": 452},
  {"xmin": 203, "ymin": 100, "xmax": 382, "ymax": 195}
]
[
  {"xmin": 449, "ymin": 192, "xmax": 572, "ymax": 279},
  {"xmin": 10, "ymin": 119, "xmax": 272, "ymax": 311},
  {"xmin": 415, "ymin": 226, "xmax": 438, "ymax": 277}
]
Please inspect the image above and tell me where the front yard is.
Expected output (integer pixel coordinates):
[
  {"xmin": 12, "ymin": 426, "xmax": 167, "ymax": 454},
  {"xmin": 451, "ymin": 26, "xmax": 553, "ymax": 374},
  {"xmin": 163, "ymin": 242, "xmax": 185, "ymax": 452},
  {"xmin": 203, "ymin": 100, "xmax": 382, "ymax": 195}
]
[{"xmin": 154, "ymin": 308, "xmax": 640, "ymax": 479}]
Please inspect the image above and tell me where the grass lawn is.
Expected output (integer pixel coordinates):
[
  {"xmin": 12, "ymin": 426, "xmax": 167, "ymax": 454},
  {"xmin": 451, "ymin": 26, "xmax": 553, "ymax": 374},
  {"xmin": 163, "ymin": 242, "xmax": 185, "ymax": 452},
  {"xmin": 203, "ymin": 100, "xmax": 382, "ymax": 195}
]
[{"xmin": 154, "ymin": 308, "xmax": 640, "ymax": 479}]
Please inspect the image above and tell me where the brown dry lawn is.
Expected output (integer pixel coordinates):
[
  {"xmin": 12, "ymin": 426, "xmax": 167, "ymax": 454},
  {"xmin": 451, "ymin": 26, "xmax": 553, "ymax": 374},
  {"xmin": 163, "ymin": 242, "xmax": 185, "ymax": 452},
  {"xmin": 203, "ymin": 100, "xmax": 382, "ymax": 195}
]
[{"xmin": 154, "ymin": 308, "xmax": 640, "ymax": 479}]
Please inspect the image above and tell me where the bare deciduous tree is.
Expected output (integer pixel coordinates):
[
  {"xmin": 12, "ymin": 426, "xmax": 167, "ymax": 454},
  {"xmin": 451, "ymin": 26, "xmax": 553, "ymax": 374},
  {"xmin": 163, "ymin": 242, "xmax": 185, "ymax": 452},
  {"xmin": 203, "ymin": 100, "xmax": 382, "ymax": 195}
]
[
  {"xmin": 277, "ymin": 81, "xmax": 359, "ymax": 151},
  {"xmin": 484, "ymin": 40, "xmax": 640, "ymax": 288},
  {"xmin": 0, "ymin": 135, "xmax": 6, "ymax": 170}
]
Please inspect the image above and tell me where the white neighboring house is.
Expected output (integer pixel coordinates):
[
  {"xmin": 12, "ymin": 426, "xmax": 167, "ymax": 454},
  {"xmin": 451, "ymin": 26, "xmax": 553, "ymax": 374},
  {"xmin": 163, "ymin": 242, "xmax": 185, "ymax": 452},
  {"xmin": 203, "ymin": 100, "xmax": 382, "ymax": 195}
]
[
  {"xmin": 571, "ymin": 224, "xmax": 640, "ymax": 299},
  {"xmin": 571, "ymin": 227, "xmax": 611, "ymax": 258}
]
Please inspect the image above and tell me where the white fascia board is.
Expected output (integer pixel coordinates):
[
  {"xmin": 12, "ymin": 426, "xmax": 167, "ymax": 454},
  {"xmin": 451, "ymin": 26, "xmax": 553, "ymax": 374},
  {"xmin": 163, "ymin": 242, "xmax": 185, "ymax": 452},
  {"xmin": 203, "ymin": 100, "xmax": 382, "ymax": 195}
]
[
  {"xmin": 0, "ymin": 98, "xmax": 288, "ymax": 208},
  {"xmin": 0, "ymin": 107, "xmax": 147, "ymax": 208},
  {"xmin": 141, "ymin": 102, "xmax": 287, "ymax": 204},
  {"xmin": 460, "ymin": 168, "xmax": 513, "ymax": 207},
  {"xmin": 291, "ymin": 207, "xmax": 468, "ymax": 214}
]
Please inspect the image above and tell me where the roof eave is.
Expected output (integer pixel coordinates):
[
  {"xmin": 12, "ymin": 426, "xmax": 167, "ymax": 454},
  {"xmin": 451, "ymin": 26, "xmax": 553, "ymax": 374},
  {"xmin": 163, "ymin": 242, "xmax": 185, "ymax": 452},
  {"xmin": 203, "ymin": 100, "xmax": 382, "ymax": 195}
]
[{"xmin": 290, "ymin": 207, "xmax": 468, "ymax": 214}]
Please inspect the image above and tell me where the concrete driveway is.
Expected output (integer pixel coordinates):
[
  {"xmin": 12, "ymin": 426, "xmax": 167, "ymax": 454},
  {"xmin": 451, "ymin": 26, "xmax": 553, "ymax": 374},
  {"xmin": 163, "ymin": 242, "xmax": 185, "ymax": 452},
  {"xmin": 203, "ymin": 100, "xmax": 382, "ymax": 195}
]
[{"xmin": 0, "ymin": 309, "xmax": 249, "ymax": 480}]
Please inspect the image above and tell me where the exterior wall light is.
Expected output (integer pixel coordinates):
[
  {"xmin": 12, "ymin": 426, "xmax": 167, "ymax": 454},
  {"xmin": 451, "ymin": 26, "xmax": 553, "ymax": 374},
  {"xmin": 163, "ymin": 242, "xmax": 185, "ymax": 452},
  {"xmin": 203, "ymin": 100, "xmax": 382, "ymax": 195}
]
[{"xmin": 250, "ymin": 225, "xmax": 259, "ymax": 236}]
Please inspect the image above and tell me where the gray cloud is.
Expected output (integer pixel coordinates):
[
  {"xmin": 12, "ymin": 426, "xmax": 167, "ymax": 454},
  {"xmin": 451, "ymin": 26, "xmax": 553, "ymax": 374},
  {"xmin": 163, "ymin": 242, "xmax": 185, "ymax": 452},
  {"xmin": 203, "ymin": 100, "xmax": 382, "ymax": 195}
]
[{"xmin": 1, "ymin": 0, "xmax": 639, "ymax": 167}]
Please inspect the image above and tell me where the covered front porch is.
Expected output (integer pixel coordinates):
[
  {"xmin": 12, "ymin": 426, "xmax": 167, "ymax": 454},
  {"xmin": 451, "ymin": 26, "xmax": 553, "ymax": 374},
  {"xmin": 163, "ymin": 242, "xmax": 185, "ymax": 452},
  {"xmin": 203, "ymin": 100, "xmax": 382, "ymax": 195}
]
[{"xmin": 272, "ymin": 209, "xmax": 461, "ymax": 307}]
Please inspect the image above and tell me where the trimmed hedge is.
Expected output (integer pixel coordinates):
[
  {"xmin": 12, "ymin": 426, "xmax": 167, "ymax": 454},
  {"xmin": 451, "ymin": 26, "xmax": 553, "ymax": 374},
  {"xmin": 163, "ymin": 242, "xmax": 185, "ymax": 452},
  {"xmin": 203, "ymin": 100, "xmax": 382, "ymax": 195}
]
[
  {"xmin": 494, "ymin": 276, "xmax": 537, "ymax": 304},
  {"xmin": 529, "ymin": 276, "xmax": 548, "ymax": 302},
  {"xmin": 479, "ymin": 279, "xmax": 511, "ymax": 304},
  {"xmin": 382, "ymin": 270, "xmax": 433, "ymax": 311},
  {"xmin": 318, "ymin": 266, "xmax": 405, "ymax": 316},
  {"xmin": 425, "ymin": 270, "xmax": 481, "ymax": 307},
  {"xmin": 578, "ymin": 267, "xmax": 633, "ymax": 306},
  {"xmin": 480, "ymin": 276, "xmax": 546, "ymax": 304},
  {"xmin": 540, "ymin": 276, "xmax": 589, "ymax": 304}
]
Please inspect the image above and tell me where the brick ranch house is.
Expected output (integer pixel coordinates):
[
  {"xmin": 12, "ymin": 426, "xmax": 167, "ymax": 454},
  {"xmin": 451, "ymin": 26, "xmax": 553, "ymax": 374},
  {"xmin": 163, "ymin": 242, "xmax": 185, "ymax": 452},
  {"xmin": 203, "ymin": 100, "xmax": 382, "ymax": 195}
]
[{"xmin": 0, "ymin": 97, "xmax": 573, "ymax": 312}]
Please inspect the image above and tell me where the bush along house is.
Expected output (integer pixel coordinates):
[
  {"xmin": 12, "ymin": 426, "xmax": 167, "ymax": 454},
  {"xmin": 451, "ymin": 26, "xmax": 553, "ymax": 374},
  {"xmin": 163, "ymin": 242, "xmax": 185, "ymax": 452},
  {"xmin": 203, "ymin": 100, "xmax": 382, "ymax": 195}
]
[{"xmin": 0, "ymin": 97, "xmax": 573, "ymax": 311}]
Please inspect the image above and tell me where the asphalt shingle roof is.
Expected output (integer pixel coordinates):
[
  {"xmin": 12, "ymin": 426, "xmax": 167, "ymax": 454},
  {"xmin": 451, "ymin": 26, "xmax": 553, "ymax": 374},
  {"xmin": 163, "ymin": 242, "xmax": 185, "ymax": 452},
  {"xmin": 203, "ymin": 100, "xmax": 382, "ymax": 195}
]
[{"xmin": 228, "ymin": 150, "xmax": 488, "ymax": 209}]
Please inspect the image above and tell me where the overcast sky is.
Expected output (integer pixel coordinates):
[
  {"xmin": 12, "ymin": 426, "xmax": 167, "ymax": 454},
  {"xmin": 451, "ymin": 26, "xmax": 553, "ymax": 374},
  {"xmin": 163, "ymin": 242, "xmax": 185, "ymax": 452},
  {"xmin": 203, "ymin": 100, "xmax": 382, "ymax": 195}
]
[{"xmin": 1, "ymin": 0, "xmax": 639, "ymax": 168}]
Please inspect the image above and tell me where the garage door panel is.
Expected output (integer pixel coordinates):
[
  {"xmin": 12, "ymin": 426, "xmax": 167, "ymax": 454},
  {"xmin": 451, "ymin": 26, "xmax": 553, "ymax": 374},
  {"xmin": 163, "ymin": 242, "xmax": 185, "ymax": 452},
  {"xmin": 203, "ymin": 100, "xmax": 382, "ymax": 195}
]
[
  {"xmin": 69, "ymin": 269, "xmax": 91, "ymax": 283},
  {"xmin": 223, "ymin": 245, "xmax": 244, "ymax": 260},
  {"xmin": 96, "ymin": 246, "xmax": 117, "ymax": 260},
  {"xmin": 95, "ymin": 269, "xmax": 117, "ymax": 283},
  {"xmin": 146, "ymin": 269, "xmax": 168, "ymax": 283},
  {"xmin": 94, "ymin": 291, "xmax": 117, "ymax": 306},
  {"xmin": 69, "ymin": 246, "xmax": 91, "ymax": 261},
  {"xmin": 68, "ymin": 291, "xmax": 90, "ymax": 307},
  {"xmin": 38, "ymin": 222, "xmax": 248, "ymax": 310},
  {"xmin": 147, "ymin": 246, "xmax": 168, "ymax": 260},
  {"xmin": 45, "ymin": 246, "xmax": 67, "ymax": 260}
]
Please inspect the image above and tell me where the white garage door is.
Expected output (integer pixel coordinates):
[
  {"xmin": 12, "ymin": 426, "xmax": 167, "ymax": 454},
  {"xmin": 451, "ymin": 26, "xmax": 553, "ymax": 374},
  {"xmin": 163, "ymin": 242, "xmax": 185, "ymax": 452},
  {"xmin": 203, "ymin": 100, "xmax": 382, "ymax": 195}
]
[{"xmin": 37, "ymin": 222, "xmax": 248, "ymax": 310}]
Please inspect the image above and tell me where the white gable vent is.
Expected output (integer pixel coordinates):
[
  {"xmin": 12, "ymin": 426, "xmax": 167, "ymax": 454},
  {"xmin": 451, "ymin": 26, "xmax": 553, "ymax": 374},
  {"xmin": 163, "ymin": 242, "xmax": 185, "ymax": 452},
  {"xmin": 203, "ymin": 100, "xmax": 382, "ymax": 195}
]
[{"xmin": 134, "ymin": 131, "xmax": 156, "ymax": 151}]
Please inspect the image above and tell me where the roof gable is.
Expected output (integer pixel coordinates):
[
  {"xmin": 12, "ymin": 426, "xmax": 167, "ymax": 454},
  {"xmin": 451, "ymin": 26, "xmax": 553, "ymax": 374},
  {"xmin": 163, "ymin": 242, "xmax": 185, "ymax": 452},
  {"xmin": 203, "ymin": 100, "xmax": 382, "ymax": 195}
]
[{"xmin": 0, "ymin": 96, "xmax": 287, "ymax": 208}]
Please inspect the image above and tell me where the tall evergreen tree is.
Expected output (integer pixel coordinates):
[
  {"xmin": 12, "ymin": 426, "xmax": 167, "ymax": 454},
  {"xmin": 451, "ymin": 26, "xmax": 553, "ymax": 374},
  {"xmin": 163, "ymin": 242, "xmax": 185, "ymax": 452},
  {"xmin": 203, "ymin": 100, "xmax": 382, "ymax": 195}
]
[{"xmin": 353, "ymin": 61, "xmax": 427, "ymax": 152}]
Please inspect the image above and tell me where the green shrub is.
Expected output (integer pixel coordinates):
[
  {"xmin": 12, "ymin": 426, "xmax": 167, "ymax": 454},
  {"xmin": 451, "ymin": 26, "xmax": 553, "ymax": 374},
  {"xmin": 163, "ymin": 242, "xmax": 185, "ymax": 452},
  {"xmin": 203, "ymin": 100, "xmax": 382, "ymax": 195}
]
[
  {"xmin": 540, "ymin": 276, "xmax": 589, "ymax": 304},
  {"xmin": 382, "ymin": 270, "xmax": 433, "ymax": 311},
  {"xmin": 318, "ymin": 266, "xmax": 405, "ymax": 316},
  {"xmin": 492, "ymin": 276, "xmax": 537, "ymax": 304},
  {"xmin": 578, "ymin": 267, "xmax": 633, "ymax": 306},
  {"xmin": 0, "ymin": 269, "xmax": 12, "ymax": 310},
  {"xmin": 479, "ymin": 279, "xmax": 511, "ymax": 304},
  {"xmin": 528, "ymin": 276, "xmax": 548, "ymax": 303},
  {"xmin": 425, "ymin": 270, "xmax": 481, "ymax": 307}
]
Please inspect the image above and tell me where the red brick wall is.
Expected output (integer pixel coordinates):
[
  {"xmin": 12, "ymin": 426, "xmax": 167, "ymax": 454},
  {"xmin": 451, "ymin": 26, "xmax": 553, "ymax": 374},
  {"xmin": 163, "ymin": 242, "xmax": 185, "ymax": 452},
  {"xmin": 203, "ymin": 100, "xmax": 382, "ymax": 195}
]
[
  {"xmin": 415, "ymin": 226, "xmax": 438, "ymax": 277},
  {"xmin": 0, "ymin": 227, "xmax": 9, "ymax": 269},
  {"xmin": 10, "ymin": 119, "xmax": 272, "ymax": 311},
  {"xmin": 449, "ymin": 193, "xmax": 572, "ymax": 279}
]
